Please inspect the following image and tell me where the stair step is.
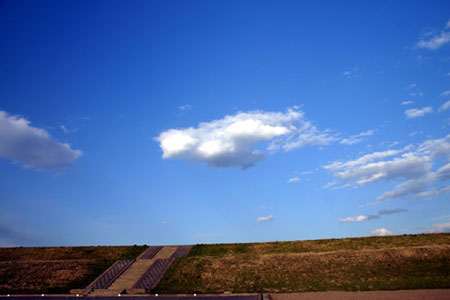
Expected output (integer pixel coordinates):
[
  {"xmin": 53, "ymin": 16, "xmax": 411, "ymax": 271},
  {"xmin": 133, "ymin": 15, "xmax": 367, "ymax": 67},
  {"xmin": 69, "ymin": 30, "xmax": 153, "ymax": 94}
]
[{"xmin": 90, "ymin": 289, "xmax": 124, "ymax": 296}]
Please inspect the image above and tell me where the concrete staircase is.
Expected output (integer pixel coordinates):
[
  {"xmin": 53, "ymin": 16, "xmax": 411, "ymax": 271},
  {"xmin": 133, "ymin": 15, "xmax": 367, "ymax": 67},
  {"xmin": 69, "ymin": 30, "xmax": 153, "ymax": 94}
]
[
  {"xmin": 88, "ymin": 246, "xmax": 179, "ymax": 296},
  {"xmin": 83, "ymin": 245, "xmax": 191, "ymax": 296}
]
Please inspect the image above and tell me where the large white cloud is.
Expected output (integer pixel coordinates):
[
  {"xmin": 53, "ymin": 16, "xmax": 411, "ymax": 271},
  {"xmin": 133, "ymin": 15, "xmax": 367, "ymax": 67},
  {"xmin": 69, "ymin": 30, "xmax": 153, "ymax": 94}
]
[
  {"xmin": 324, "ymin": 135, "xmax": 450, "ymax": 202},
  {"xmin": 0, "ymin": 111, "xmax": 82, "ymax": 171},
  {"xmin": 156, "ymin": 108, "xmax": 336, "ymax": 168}
]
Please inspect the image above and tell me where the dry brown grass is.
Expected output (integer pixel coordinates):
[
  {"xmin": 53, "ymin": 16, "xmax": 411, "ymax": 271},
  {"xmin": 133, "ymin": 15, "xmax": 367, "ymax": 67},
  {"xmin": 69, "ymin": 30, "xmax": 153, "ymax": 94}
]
[
  {"xmin": 0, "ymin": 260, "xmax": 97, "ymax": 294},
  {"xmin": 0, "ymin": 245, "xmax": 146, "ymax": 261},
  {"xmin": 188, "ymin": 234, "xmax": 450, "ymax": 257},
  {"xmin": 0, "ymin": 245, "xmax": 147, "ymax": 294},
  {"xmin": 155, "ymin": 234, "xmax": 450, "ymax": 293}
]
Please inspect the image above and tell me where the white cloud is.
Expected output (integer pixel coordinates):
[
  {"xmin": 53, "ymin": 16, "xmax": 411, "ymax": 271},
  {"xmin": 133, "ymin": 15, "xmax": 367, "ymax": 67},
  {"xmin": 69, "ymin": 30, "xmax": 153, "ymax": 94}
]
[
  {"xmin": 431, "ymin": 214, "xmax": 450, "ymax": 221},
  {"xmin": 301, "ymin": 170, "xmax": 313, "ymax": 175},
  {"xmin": 161, "ymin": 220, "xmax": 167, "ymax": 224},
  {"xmin": 409, "ymin": 131, "xmax": 422, "ymax": 137},
  {"xmin": 342, "ymin": 67, "xmax": 360, "ymax": 79},
  {"xmin": 414, "ymin": 185, "xmax": 450, "ymax": 198},
  {"xmin": 401, "ymin": 100, "xmax": 414, "ymax": 105},
  {"xmin": 339, "ymin": 215, "xmax": 376, "ymax": 223},
  {"xmin": 404, "ymin": 107, "xmax": 433, "ymax": 118},
  {"xmin": 342, "ymin": 71, "xmax": 352, "ymax": 77},
  {"xmin": 417, "ymin": 134, "xmax": 450, "ymax": 159},
  {"xmin": 423, "ymin": 222, "xmax": 450, "ymax": 233},
  {"xmin": 371, "ymin": 228, "xmax": 393, "ymax": 236},
  {"xmin": 179, "ymin": 104, "xmax": 192, "ymax": 111},
  {"xmin": 156, "ymin": 108, "xmax": 336, "ymax": 168},
  {"xmin": 257, "ymin": 215, "xmax": 273, "ymax": 223},
  {"xmin": 407, "ymin": 83, "xmax": 417, "ymax": 90},
  {"xmin": 441, "ymin": 90, "xmax": 450, "ymax": 97},
  {"xmin": 339, "ymin": 208, "xmax": 407, "ymax": 223},
  {"xmin": 0, "ymin": 111, "xmax": 82, "ymax": 171},
  {"xmin": 357, "ymin": 130, "xmax": 374, "ymax": 137},
  {"xmin": 416, "ymin": 20, "xmax": 450, "ymax": 50},
  {"xmin": 340, "ymin": 130, "xmax": 374, "ymax": 145},
  {"xmin": 287, "ymin": 177, "xmax": 300, "ymax": 183},
  {"xmin": 436, "ymin": 163, "xmax": 450, "ymax": 181},
  {"xmin": 376, "ymin": 177, "xmax": 431, "ymax": 201},
  {"xmin": 324, "ymin": 135, "xmax": 450, "ymax": 202},
  {"xmin": 439, "ymin": 101, "xmax": 450, "ymax": 112}
]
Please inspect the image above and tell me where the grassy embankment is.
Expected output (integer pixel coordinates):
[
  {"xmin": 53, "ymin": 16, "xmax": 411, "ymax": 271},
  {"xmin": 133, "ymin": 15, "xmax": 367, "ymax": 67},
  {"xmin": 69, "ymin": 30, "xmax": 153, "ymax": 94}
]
[
  {"xmin": 154, "ymin": 233, "xmax": 450, "ymax": 293},
  {"xmin": 0, "ymin": 245, "xmax": 146, "ymax": 294}
]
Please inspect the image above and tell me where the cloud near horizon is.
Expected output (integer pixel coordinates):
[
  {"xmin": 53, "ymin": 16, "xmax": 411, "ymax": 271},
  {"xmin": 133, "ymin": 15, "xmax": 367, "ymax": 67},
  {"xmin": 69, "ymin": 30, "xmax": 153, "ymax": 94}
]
[
  {"xmin": 423, "ymin": 222, "xmax": 450, "ymax": 233},
  {"xmin": 339, "ymin": 208, "xmax": 407, "ymax": 223},
  {"xmin": 370, "ymin": 228, "xmax": 393, "ymax": 236},
  {"xmin": 156, "ymin": 108, "xmax": 337, "ymax": 168},
  {"xmin": 0, "ymin": 111, "xmax": 82, "ymax": 171}
]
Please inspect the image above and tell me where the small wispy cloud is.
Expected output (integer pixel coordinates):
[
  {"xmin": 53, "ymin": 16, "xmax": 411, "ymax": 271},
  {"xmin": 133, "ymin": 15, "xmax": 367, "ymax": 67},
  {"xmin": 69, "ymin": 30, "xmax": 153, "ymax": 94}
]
[
  {"xmin": 414, "ymin": 186, "xmax": 450, "ymax": 198},
  {"xmin": 301, "ymin": 170, "xmax": 313, "ymax": 175},
  {"xmin": 439, "ymin": 101, "xmax": 450, "ymax": 112},
  {"xmin": 370, "ymin": 228, "xmax": 393, "ymax": 236},
  {"xmin": 339, "ymin": 215, "xmax": 378, "ymax": 223},
  {"xmin": 407, "ymin": 83, "xmax": 417, "ymax": 90},
  {"xmin": 342, "ymin": 68, "xmax": 360, "ymax": 79},
  {"xmin": 287, "ymin": 177, "xmax": 300, "ymax": 183},
  {"xmin": 409, "ymin": 131, "xmax": 422, "ymax": 137},
  {"xmin": 378, "ymin": 208, "xmax": 408, "ymax": 215},
  {"xmin": 404, "ymin": 107, "xmax": 433, "ymax": 119},
  {"xmin": 431, "ymin": 214, "xmax": 450, "ymax": 221},
  {"xmin": 257, "ymin": 215, "xmax": 273, "ymax": 223},
  {"xmin": 340, "ymin": 130, "xmax": 374, "ymax": 145},
  {"xmin": 416, "ymin": 20, "xmax": 450, "ymax": 50},
  {"xmin": 179, "ymin": 104, "xmax": 192, "ymax": 111},
  {"xmin": 401, "ymin": 100, "xmax": 414, "ymax": 105},
  {"xmin": 441, "ymin": 90, "xmax": 450, "ymax": 97},
  {"xmin": 59, "ymin": 125, "xmax": 78, "ymax": 134}
]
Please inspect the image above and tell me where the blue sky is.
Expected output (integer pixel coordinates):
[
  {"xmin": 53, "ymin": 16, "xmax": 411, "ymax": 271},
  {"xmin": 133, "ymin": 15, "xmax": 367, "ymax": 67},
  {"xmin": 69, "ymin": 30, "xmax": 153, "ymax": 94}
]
[{"xmin": 1, "ymin": 0, "xmax": 450, "ymax": 247}]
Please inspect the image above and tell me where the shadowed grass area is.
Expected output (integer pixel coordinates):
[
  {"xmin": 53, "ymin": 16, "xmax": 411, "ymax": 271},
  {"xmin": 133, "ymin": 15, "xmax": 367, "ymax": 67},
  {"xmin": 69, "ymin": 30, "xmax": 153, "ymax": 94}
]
[
  {"xmin": 154, "ymin": 234, "xmax": 450, "ymax": 293},
  {"xmin": 0, "ymin": 245, "xmax": 147, "ymax": 294}
]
